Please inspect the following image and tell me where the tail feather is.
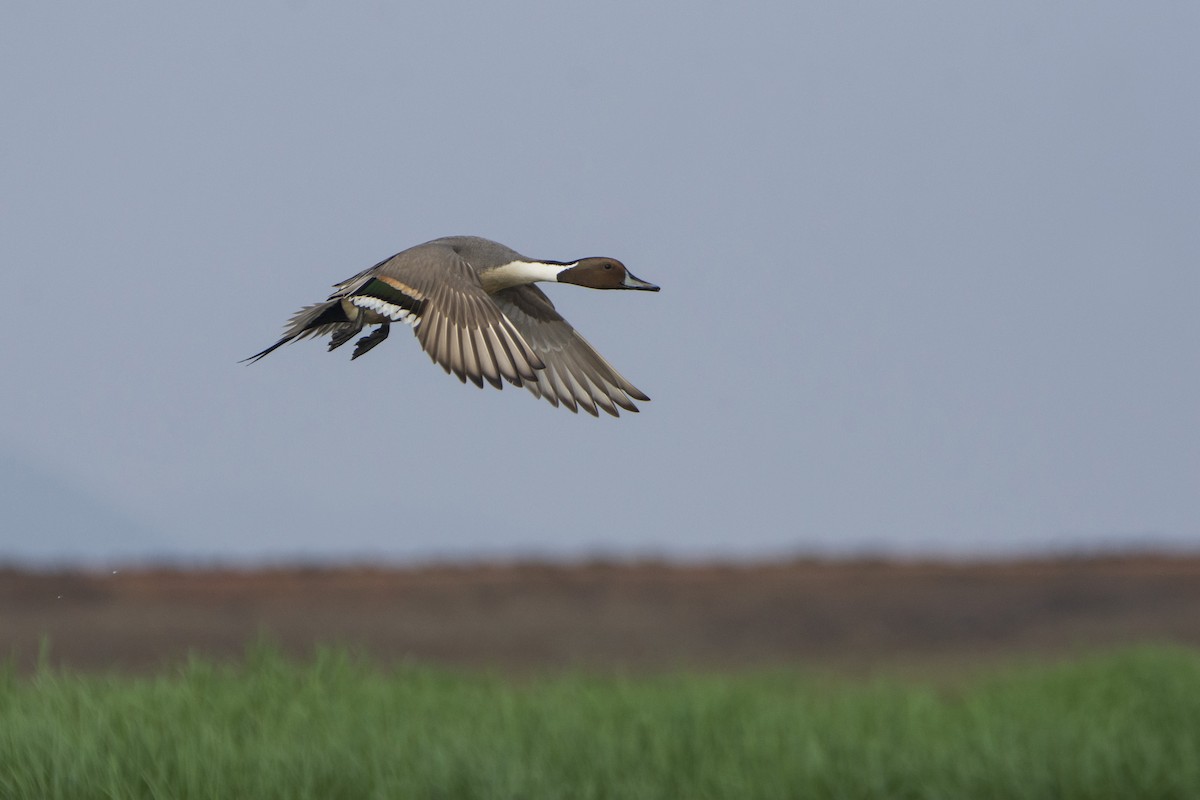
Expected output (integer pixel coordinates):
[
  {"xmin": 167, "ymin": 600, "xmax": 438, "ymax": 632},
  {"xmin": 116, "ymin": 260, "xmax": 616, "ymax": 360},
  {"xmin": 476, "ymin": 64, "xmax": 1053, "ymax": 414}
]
[
  {"xmin": 241, "ymin": 336, "xmax": 292, "ymax": 364},
  {"xmin": 242, "ymin": 300, "xmax": 350, "ymax": 363}
]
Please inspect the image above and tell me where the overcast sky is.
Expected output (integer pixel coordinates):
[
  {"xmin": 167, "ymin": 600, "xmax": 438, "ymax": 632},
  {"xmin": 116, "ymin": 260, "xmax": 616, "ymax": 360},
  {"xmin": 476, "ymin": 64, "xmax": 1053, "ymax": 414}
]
[{"xmin": 2, "ymin": 2, "xmax": 1197, "ymax": 564}]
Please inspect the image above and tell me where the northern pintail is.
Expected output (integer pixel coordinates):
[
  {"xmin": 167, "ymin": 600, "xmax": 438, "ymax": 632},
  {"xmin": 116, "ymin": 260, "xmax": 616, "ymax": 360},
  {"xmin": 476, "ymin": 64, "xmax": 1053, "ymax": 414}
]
[{"xmin": 245, "ymin": 236, "xmax": 660, "ymax": 416}]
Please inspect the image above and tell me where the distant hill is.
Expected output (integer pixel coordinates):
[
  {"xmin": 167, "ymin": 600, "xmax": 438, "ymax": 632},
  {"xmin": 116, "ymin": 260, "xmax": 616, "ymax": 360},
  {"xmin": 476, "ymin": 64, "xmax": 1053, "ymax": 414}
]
[{"xmin": 0, "ymin": 447, "xmax": 166, "ymax": 565}]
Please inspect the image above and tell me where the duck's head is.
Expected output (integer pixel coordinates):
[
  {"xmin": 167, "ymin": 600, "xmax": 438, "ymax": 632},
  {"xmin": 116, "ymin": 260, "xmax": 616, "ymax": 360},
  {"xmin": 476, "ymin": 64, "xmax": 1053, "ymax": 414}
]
[{"xmin": 557, "ymin": 258, "xmax": 660, "ymax": 291}]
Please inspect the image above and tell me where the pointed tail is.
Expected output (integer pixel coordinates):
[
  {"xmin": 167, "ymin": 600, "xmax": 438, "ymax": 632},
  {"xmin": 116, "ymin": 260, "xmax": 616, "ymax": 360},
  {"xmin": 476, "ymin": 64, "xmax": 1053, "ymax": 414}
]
[{"xmin": 241, "ymin": 300, "xmax": 352, "ymax": 363}]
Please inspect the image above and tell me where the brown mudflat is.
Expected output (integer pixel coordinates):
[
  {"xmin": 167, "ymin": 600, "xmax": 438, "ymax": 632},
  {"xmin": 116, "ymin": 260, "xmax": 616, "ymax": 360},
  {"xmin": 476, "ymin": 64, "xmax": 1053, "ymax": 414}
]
[{"xmin": 2, "ymin": 555, "xmax": 1197, "ymax": 675}]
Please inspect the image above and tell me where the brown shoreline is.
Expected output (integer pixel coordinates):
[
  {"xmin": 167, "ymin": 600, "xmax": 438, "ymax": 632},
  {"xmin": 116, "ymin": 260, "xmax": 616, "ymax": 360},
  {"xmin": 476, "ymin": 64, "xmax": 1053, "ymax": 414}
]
[{"xmin": 2, "ymin": 555, "xmax": 1198, "ymax": 675}]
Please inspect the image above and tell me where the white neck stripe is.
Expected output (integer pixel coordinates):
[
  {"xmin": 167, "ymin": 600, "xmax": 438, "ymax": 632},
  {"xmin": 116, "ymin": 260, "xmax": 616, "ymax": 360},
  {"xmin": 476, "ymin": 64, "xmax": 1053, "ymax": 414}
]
[{"xmin": 481, "ymin": 260, "xmax": 577, "ymax": 292}]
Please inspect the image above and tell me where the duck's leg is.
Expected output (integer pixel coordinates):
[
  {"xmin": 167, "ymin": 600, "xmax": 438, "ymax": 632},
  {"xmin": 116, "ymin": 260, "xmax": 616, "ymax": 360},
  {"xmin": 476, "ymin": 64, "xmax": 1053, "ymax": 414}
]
[
  {"xmin": 351, "ymin": 323, "xmax": 390, "ymax": 360},
  {"xmin": 328, "ymin": 324, "xmax": 363, "ymax": 352}
]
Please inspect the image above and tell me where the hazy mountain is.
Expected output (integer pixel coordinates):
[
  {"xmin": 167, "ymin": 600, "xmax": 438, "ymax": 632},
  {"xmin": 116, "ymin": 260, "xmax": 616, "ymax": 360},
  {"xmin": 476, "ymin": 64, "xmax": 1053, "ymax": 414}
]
[{"xmin": 0, "ymin": 447, "xmax": 166, "ymax": 565}]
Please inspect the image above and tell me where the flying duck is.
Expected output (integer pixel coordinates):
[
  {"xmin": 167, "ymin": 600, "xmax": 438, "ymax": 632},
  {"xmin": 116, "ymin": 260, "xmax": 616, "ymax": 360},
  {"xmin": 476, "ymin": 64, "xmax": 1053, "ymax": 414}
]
[{"xmin": 245, "ymin": 236, "xmax": 660, "ymax": 416}]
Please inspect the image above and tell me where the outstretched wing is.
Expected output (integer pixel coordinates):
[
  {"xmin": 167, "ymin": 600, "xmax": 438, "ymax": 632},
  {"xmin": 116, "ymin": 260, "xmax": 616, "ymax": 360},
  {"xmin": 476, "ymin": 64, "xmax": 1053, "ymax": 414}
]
[
  {"xmin": 491, "ymin": 285, "xmax": 649, "ymax": 417},
  {"xmin": 370, "ymin": 244, "xmax": 545, "ymax": 389}
]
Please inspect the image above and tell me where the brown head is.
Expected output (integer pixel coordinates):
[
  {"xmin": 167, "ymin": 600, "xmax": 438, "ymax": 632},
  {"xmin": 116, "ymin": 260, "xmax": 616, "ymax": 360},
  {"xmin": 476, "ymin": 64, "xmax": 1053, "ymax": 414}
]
[{"xmin": 556, "ymin": 257, "xmax": 661, "ymax": 291}]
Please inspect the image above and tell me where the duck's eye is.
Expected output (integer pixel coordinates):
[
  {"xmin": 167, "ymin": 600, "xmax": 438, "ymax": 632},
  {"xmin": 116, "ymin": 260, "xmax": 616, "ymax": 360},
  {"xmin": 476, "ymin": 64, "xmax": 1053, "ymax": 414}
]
[{"xmin": 604, "ymin": 263, "xmax": 613, "ymax": 270}]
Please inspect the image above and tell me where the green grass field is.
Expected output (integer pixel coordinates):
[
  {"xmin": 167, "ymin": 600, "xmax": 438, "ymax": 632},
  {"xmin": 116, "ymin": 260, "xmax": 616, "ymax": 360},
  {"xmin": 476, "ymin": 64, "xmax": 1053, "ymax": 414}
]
[{"xmin": 1, "ymin": 644, "xmax": 1197, "ymax": 799}]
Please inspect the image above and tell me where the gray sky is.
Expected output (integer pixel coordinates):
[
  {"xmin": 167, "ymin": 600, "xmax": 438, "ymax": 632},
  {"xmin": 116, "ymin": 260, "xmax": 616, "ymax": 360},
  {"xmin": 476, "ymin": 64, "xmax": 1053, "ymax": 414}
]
[{"xmin": 3, "ymin": 2, "xmax": 1197, "ymax": 564}]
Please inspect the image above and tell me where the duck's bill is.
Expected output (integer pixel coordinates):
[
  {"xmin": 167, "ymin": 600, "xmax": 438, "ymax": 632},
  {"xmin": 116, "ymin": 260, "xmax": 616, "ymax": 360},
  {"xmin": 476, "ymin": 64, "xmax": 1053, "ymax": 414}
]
[{"xmin": 622, "ymin": 271, "xmax": 660, "ymax": 291}]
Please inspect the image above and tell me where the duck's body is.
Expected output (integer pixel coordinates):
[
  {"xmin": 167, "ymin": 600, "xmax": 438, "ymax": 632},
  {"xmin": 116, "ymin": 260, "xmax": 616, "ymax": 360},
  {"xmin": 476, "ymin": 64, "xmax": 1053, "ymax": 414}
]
[{"xmin": 246, "ymin": 236, "xmax": 660, "ymax": 417}]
